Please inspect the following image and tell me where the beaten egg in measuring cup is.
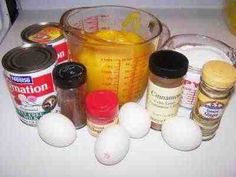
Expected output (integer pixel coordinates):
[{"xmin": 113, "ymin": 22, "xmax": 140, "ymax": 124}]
[
  {"xmin": 73, "ymin": 29, "xmax": 154, "ymax": 105},
  {"xmin": 60, "ymin": 6, "xmax": 170, "ymax": 105}
]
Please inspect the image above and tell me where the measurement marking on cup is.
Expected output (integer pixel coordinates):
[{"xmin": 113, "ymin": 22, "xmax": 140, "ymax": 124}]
[{"xmin": 117, "ymin": 59, "xmax": 121, "ymax": 98}]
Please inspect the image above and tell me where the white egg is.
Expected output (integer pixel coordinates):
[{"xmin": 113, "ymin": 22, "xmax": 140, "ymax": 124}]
[
  {"xmin": 119, "ymin": 102, "xmax": 151, "ymax": 139},
  {"xmin": 95, "ymin": 125, "xmax": 130, "ymax": 165},
  {"xmin": 162, "ymin": 118, "xmax": 202, "ymax": 151},
  {"xmin": 37, "ymin": 113, "xmax": 77, "ymax": 147}
]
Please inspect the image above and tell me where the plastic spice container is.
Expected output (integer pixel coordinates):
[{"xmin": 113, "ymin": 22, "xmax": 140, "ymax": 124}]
[
  {"xmin": 146, "ymin": 50, "xmax": 189, "ymax": 131},
  {"xmin": 53, "ymin": 62, "xmax": 87, "ymax": 129},
  {"xmin": 85, "ymin": 90, "xmax": 119, "ymax": 137},
  {"xmin": 191, "ymin": 60, "xmax": 236, "ymax": 141}
]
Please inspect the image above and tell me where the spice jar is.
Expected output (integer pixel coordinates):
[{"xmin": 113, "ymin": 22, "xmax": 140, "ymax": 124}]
[
  {"xmin": 146, "ymin": 50, "xmax": 189, "ymax": 130},
  {"xmin": 191, "ymin": 60, "xmax": 236, "ymax": 141},
  {"xmin": 85, "ymin": 90, "xmax": 119, "ymax": 137},
  {"xmin": 53, "ymin": 62, "xmax": 87, "ymax": 129}
]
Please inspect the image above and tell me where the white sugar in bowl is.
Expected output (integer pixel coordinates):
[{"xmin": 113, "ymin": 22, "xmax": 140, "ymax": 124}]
[{"xmin": 162, "ymin": 34, "xmax": 235, "ymax": 109}]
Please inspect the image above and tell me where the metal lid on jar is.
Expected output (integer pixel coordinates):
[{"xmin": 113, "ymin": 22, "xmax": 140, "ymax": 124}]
[
  {"xmin": 149, "ymin": 50, "xmax": 189, "ymax": 79},
  {"xmin": 53, "ymin": 62, "xmax": 87, "ymax": 89},
  {"xmin": 85, "ymin": 90, "xmax": 119, "ymax": 122},
  {"xmin": 21, "ymin": 22, "xmax": 64, "ymax": 44},
  {"xmin": 202, "ymin": 60, "xmax": 236, "ymax": 89},
  {"xmin": 2, "ymin": 44, "xmax": 57, "ymax": 73}
]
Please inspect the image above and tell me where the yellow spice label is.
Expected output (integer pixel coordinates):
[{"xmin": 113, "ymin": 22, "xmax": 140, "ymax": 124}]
[
  {"xmin": 87, "ymin": 118, "xmax": 119, "ymax": 137},
  {"xmin": 146, "ymin": 80, "xmax": 183, "ymax": 125}
]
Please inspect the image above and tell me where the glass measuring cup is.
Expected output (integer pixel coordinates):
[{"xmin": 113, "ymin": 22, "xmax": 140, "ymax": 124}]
[
  {"xmin": 161, "ymin": 34, "xmax": 236, "ymax": 109},
  {"xmin": 60, "ymin": 5, "xmax": 170, "ymax": 105}
]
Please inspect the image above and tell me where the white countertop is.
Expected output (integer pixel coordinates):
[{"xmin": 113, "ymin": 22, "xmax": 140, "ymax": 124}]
[{"xmin": 0, "ymin": 8, "xmax": 236, "ymax": 177}]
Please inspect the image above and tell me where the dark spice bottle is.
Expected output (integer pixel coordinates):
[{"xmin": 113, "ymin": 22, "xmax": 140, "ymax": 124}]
[{"xmin": 53, "ymin": 62, "xmax": 87, "ymax": 129}]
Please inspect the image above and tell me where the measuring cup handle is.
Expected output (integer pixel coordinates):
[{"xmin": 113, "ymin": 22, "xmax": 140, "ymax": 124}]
[{"xmin": 157, "ymin": 23, "xmax": 171, "ymax": 49}]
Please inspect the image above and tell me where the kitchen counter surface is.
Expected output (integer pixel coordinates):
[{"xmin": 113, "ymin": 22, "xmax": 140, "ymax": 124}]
[{"xmin": 0, "ymin": 8, "xmax": 235, "ymax": 177}]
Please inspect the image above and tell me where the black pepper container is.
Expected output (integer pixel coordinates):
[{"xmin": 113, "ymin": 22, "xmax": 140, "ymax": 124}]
[{"xmin": 53, "ymin": 62, "xmax": 87, "ymax": 129}]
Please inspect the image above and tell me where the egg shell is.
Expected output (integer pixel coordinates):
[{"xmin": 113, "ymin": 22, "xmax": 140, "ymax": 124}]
[
  {"xmin": 37, "ymin": 113, "xmax": 77, "ymax": 147},
  {"xmin": 161, "ymin": 118, "xmax": 202, "ymax": 151},
  {"xmin": 119, "ymin": 102, "xmax": 151, "ymax": 139},
  {"xmin": 95, "ymin": 125, "xmax": 130, "ymax": 165}
]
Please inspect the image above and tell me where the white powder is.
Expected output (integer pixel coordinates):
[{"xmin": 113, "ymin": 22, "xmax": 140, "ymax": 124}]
[
  {"xmin": 175, "ymin": 45, "xmax": 231, "ymax": 69},
  {"xmin": 175, "ymin": 45, "xmax": 232, "ymax": 109}
]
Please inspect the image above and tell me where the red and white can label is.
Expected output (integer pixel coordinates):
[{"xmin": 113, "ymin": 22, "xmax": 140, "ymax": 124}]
[
  {"xmin": 4, "ymin": 66, "xmax": 58, "ymax": 126},
  {"xmin": 51, "ymin": 38, "xmax": 69, "ymax": 64}
]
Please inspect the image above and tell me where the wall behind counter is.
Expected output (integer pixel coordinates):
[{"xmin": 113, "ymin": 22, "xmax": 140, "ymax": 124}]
[{"xmin": 19, "ymin": 0, "xmax": 224, "ymax": 10}]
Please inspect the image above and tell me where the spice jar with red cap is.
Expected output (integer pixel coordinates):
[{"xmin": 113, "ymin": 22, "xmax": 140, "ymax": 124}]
[{"xmin": 85, "ymin": 90, "xmax": 119, "ymax": 137}]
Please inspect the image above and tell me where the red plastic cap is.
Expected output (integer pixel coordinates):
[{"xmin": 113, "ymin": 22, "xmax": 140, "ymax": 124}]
[{"xmin": 85, "ymin": 90, "xmax": 119, "ymax": 121}]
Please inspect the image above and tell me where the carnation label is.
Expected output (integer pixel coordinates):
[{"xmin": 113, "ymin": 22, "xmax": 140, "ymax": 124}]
[
  {"xmin": 5, "ymin": 65, "xmax": 57, "ymax": 126},
  {"xmin": 5, "ymin": 66, "xmax": 58, "ymax": 126},
  {"xmin": 51, "ymin": 38, "xmax": 68, "ymax": 64}
]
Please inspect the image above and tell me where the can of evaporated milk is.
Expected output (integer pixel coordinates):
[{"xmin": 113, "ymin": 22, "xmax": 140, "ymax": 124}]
[
  {"xmin": 21, "ymin": 22, "xmax": 69, "ymax": 64},
  {"xmin": 2, "ymin": 44, "xmax": 58, "ymax": 126}
]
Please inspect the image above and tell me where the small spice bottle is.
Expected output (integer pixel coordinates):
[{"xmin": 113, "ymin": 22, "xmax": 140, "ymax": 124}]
[
  {"xmin": 146, "ymin": 50, "xmax": 189, "ymax": 130},
  {"xmin": 191, "ymin": 60, "xmax": 236, "ymax": 141},
  {"xmin": 53, "ymin": 62, "xmax": 87, "ymax": 129},
  {"xmin": 85, "ymin": 90, "xmax": 119, "ymax": 137}
]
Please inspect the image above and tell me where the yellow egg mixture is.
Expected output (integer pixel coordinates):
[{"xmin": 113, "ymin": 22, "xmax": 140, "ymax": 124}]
[{"xmin": 70, "ymin": 29, "xmax": 155, "ymax": 105}]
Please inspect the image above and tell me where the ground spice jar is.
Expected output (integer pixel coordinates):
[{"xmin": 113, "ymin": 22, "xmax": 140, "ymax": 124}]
[
  {"xmin": 191, "ymin": 60, "xmax": 236, "ymax": 141},
  {"xmin": 53, "ymin": 62, "xmax": 87, "ymax": 129},
  {"xmin": 146, "ymin": 50, "xmax": 189, "ymax": 130},
  {"xmin": 85, "ymin": 90, "xmax": 119, "ymax": 137}
]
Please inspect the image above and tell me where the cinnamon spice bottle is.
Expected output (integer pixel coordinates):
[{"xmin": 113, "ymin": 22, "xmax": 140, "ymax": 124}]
[
  {"xmin": 146, "ymin": 50, "xmax": 189, "ymax": 130},
  {"xmin": 53, "ymin": 62, "xmax": 87, "ymax": 129}
]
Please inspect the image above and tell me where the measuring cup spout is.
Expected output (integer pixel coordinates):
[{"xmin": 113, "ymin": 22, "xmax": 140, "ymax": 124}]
[{"xmin": 60, "ymin": 7, "xmax": 89, "ymax": 35}]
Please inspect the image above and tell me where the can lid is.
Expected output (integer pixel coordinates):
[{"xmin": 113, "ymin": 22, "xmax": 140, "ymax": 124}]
[
  {"xmin": 21, "ymin": 22, "xmax": 64, "ymax": 44},
  {"xmin": 85, "ymin": 90, "xmax": 119, "ymax": 121},
  {"xmin": 2, "ymin": 44, "xmax": 57, "ymax": 73},
  {"xmin": 53, "ymin": 62, "xmax": 87, "ymax": 89},
  {"xmin": 202, "ymin": 60, "xmax": 236, "ymax": 89},
  {"xmin": 149, "ymin": 50, "xmax": 189, "ymax": 79}
]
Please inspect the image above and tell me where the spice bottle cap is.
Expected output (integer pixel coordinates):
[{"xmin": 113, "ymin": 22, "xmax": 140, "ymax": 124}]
[
  {"xmin": 85, "ymin": 90, "xmax": 119, "ymax": 122},
  {"xmin": 149, "ymin": 50, "xmax": 189, "ymax": 79},
  {"xmin": 202, "ymin": 60, "xmax": 236, "ymax": 89},
  {"xmin": 53, "ymin": 62, "xmax": 86, "ymax": 89}
]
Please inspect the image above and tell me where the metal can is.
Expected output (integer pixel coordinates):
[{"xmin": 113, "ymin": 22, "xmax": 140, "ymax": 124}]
[
  {"xmin": 2, "ymin": 44, "xmax": 58, "ymax": 126},
  {"xmin": 21, "ymin": 22, "xmax": 69, "ymax": 64}
]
